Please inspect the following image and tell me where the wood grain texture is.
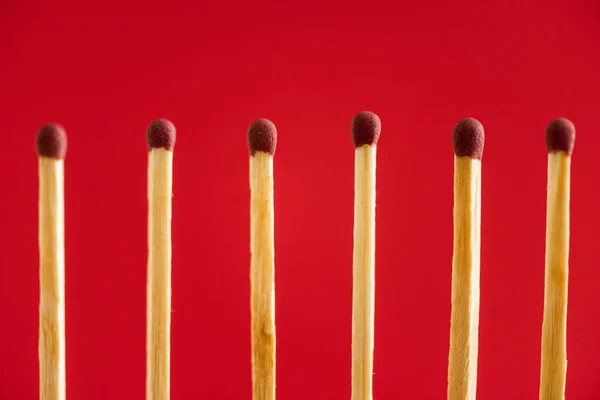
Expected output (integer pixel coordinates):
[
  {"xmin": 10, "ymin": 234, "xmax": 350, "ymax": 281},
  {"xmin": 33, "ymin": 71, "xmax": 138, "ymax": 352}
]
[
  {"xmin": 250, "ymin": 151, "xmax": 276, "ymax": 400},
  {"xmin": 38, "ymin": 157, "xmax": 66, "ymax": 400},
  {"xmin": 351, "ymin": 144, "xmax": 377, "ymax": 400},
  {"xmin": 539, "ymin": 152, "xmax": 570, "ymax": 400},
  {"xmin": 448, "ymin": 156, "xmax": 481, "ymax": 400},
  {"xmin": 146, "ymin": 148, "xmax": 174, "ymax": 400}
]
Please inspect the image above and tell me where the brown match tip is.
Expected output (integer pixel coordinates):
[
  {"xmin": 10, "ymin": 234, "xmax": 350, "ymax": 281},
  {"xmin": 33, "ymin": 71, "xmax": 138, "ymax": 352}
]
[
  {"xmin": 248, "ymin": 118, "xmax": 277, "ymax": 156},
  {"xmin": 546, "ymin": 118, "xmax": 575, "ymax": 155},
  {"xmin": 147, "ymin": 119, "xmax": 176, "ymax": 151},
  {"xmin": 351, "ymin": 111, "xmax": 381, "ymax": 148},
  {"xmin": 452, "ymin": 117, "xmax": 485, "ymax": 159},
  {"xmin": 36, "ymin": 124, "xmax": 67, "ymax": 159}
]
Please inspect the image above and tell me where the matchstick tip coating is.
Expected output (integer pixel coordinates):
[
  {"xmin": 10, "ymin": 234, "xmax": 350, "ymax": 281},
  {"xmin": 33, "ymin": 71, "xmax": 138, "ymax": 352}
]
[
  {"xmin": 452, "ymin": 117, "xmax": 484, "ymax": 159},
  {"xmin": 36, "ymin": 123, "xmax": 67, "ymax": 159},
  {"xmin": 147, "ymin": 119, "xmax": 176, "ymax": 151},
  {"xmin": 546, "ymin": 118, "xmax": 575, "ymax": 155},
  {"xmin": 248, "ymin": 118, "xmax": 277, "ymax": 156},
  {"xmin": 352, "ymin": 111, "xmax": 381, "ymax": 147}
]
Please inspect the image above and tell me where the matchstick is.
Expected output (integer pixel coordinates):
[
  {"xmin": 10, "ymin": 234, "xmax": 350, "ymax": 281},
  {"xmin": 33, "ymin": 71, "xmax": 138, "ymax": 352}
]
[
  {"xmin": 447, "ymin": 118, "xmax": 484, "ymax": 400},
  {"xmin": 37, "ymin": 124, "xmax": 68, "ymax": 400},
  {"xmin": 248, "ymin": 118, "xmax": 277, "ymax": 400},
  {"xmin": 351, "ymin": 111, "xmax": 381, "ymax": 400},
  {"xmin": 539, "ymin": 118, "xmax": 575, "ymax": 400},
  {"xmin": 146, "ymin": 119, "xmax": 176, "ymax": 400}
]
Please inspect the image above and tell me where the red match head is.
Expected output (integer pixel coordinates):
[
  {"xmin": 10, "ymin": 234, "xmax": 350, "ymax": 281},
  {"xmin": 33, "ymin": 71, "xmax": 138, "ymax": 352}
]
[
  {"xmin": 147, "ymin": 119, "xmax": 176, "ymax": 151},
  {"xmin": 546, "ymin": 118, "xmax": 575, "ymax": 155},
  {"xmin": 36, "ymin": 123, "xmax": 67, "ymax": 159},
  {"xmin": 247, "ymin": 118, "xmax": 277, "ymax": 156},
  {"xmin": 351, "ymin": 111, "xmax": 381, "ymax": 148},
  {"xmin": 452, "ymin": 118, "xmax": 484, "ymax": 160}
]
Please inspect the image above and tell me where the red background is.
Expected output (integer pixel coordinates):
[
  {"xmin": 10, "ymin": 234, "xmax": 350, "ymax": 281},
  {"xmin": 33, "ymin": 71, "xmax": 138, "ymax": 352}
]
[{"xmin": 0, "ymin": 0, "xmax": 599, "ymax": 398}]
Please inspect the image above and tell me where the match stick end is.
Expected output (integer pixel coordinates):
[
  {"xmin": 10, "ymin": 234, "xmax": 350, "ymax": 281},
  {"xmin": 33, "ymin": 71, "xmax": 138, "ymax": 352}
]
[
  {"xmin": 36, "ymin": 123, "xmax": 67, "ymax": 159},
  {"xmin": 546, "ymin": 118, "xmax": 575, "ymax": 155},
  {"xmin": 248, "ymin": 118, "xmax": 277, "ymax": 156},
  {"xmin": 352, "ymin": 111, "xmax": 381, "ymax": 147},
  {"xmin": 147, "ymin": 119, "xmax": 176, "ymax": 151},
  {"xmin": 452, "ymin": 117, "xmax": 484, "ymax": 159}
]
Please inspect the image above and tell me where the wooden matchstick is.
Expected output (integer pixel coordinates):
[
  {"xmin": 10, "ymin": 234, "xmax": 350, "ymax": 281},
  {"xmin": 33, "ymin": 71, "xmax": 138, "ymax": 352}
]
[
  {"xmin": 146, "ymin": 119, "xmax": 176, "ymax": 400},
  {"xmin": 539, "ymin": 118, "xmax": 575, "ymax": 400},
  {"xmin": 447, "ymin": 118, "xmax": 484, "ymax": 400},
  {"xmin": 37, "ymin": 124, "xmax": 68, "ymax": 400},
  {"xmin": 248, "ymin": 118, "xmax": 277, "ymax": 400},
  {"xmin": 350, "ymin": 111, "xmax": 381, "ymax": 400}
]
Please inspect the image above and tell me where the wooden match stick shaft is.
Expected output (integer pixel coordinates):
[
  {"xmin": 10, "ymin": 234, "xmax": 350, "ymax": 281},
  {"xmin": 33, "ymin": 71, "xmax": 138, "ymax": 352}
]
[
  {"xmin": 146, "ymin": 148, "xmax": 173, "ymax": 400},
  {"xmin": 448, "ymin": 156, "xmax": 481, "ymax": 400},
  {"xmin": 250, "ymin": 151, "xmax": 276, "ymax": 400},
  {"xmin": 351, "ymin": 144, "xmax": 377, "ymax": 400},
  {"xmin": 350, "ymin": 111, "xmax": 380, "ymax": 400},
  {"xmin": 39, "ymin": 156, "xmax": 66, "ymax": 400},
  {"xmin": 539, "ymin": 152, "xmax": 570, "ymax": 400}
]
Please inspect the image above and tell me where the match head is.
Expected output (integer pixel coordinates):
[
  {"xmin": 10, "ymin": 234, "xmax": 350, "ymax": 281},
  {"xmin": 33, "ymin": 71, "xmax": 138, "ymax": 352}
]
[
  {"xmin": 36, "ymin": 124, "xmax": 67, "ymax": 159},
  {"xmin": 247, "ymin": 118, "xmax": 277, "ymax": 156},
  {"xmin": 546, "ymin": 118, "xmax": 575, "ymax": 155},
  {"xmin": 351, "ymin": 111, "xmax": 381, "ymax": 148},
  {"xmin": 452, "ymin": 118, "xmax": 484, "ymax": 160},
  {"xmin": 147, "ymin": 119, "xmax": 176, "ymax": 151}
]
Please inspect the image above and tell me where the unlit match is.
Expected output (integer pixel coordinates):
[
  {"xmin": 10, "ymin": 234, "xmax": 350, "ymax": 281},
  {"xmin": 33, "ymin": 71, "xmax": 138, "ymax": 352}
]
[
  {"xmin": 351, "ymin": 111, "xmax": 380, "ymax": 400},
  {"xmin": 37, "ymin": 123, "xmax": 68, "ymax": 400},
  {"xmin": 539, "ymin": 118, "xmax": 575, "ymax": 400},
  {"xmin": 248, "ymin": 118, "xmax": 277, "ymax": 400},
  {"xmin": 146, "ymin": 119, "xmax": 176, "ymax": 400},
  {"xmin": 27, "ymin": 111, "xmax": 581, "ymax": 400},
  {"xmin": 448, "ymin": 118, "xmax": 484, "ymax": 400}
]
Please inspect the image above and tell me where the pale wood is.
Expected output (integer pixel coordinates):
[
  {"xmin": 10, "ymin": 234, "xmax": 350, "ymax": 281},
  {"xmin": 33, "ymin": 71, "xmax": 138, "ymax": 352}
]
[
  {"xmin": 539, "ymin": 152, "xmax": 571, "ymax": 400},
  {"xmin": 448, "ymin": 156, "xmax": 482, "ymax": 400},
  {"xmin": 39, "ymin": 157, "xmax": 66, "ymax": 400},
  {"xmin": 146, "ymin": 148, "xmax": 174, "ymax": 400},
  {"xmin": 351, "ymin": 144, "xmax": 377, "ymax": 400},
  {"xmin": 250, "ymin": 151, "xmax": 276, "ymax": 400}
]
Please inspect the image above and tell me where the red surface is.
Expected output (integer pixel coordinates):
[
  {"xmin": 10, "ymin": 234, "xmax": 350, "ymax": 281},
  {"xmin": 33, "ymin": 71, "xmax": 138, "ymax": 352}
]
[{"xmin": 1, "ymin": 0, "xmax": 599, "ymax": 398}]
